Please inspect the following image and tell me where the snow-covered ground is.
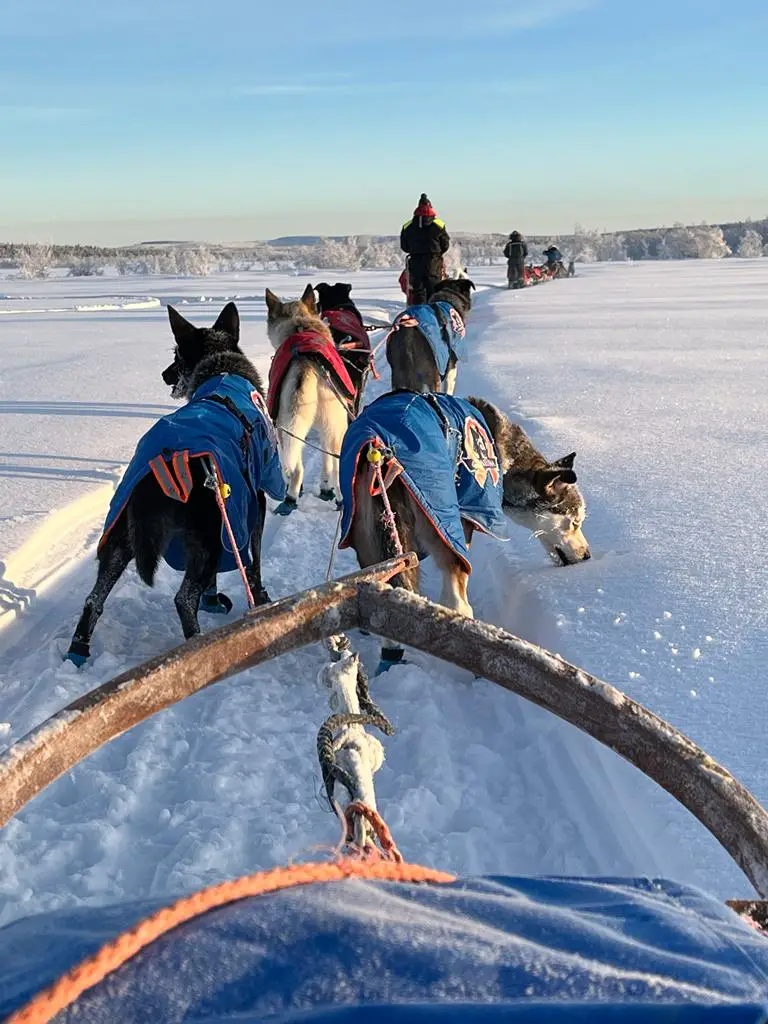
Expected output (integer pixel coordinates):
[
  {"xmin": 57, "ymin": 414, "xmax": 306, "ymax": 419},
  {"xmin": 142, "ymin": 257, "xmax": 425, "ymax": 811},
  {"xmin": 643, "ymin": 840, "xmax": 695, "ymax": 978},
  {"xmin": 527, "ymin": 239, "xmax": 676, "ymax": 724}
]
[{"xmin": 0, "ymin": 260, "xmax": 765, "ymax": 926}]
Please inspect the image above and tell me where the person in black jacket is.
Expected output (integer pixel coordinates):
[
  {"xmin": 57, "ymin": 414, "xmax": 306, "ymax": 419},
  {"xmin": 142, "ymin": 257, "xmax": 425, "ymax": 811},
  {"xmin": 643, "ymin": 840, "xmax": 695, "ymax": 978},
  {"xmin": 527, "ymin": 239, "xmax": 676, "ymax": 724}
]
[
  {"xmin": 503, "ymin": 231, "xmax": 528, "ymax": 289},
  {"xmin": 400, "ymin": 194, "xmax": 450, "ymax": 304}
]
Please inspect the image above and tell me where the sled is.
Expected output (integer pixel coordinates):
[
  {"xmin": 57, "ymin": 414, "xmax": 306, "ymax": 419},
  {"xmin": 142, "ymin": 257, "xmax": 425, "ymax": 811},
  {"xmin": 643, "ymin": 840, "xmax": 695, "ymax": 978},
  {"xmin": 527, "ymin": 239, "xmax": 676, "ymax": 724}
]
[{"xmin": 2, "ymin": 551, "xmax": 768, "ymax": 905}]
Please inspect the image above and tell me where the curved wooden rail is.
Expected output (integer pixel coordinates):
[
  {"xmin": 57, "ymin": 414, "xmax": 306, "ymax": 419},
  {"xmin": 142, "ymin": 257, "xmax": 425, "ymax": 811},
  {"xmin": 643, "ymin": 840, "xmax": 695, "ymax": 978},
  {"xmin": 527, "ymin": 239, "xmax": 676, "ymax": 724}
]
[
  {"xmin": 0, "ymin": 555, "xmax": 416, "ymax": 833},
  {"xmin": 2, "ymin": 562, "xmax": 767, "ymax": 897}
]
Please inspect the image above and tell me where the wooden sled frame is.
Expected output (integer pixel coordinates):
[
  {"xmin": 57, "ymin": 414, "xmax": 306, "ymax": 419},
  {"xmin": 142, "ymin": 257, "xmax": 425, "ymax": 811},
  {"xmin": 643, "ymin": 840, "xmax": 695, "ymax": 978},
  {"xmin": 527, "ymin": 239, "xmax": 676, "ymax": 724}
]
[{"xmin": 2, "ymin": 552, "xmax": 768, "ymax": 898}]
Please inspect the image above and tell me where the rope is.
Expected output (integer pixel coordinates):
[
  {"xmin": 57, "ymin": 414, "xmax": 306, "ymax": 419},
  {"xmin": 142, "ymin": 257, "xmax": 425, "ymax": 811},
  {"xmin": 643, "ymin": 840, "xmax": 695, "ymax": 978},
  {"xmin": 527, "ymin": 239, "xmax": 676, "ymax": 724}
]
[
  {"xmin": 277, "ymin": 426, "xmax": 340, "ymax": 460},
  {"xmin": 203, "ymin": 458, "xmax": 256, "ymax": 610},
  {"xmin": 326, "ymin": 509, "xmax": 343, "ymax": 580},
  {"xmin": 8, "ymin": 858, "xmax": 455, "ymax": 1024},
  {"xmin": 367, "ymin": 450, "xmax": 403, "ymax": 556}
]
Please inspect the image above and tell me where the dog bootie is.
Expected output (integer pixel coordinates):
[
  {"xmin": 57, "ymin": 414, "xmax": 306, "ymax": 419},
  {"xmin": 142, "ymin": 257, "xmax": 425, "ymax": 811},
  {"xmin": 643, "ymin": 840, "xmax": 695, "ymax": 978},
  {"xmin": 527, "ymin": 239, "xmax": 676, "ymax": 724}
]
[
  {"xmin": 376, "ymin": 647, "xmax": 407, "ymax": 676},
  {"xmin": 318, "ymin": 488, "xmax": 337, "ymax": 503},
  {"xmin": 253, "ymin": 587, "xmax": 271, "ymax": 606},
  {"xmin": 274, "ymin": 496, "xmax": 298, "ymax": 516},
  {"xmin": 64, "ymin": 640, "xmax": 90, "ymax": 667},
  {"xmin": 200, "ymin": 588, "xmax": 233, "ymax": 615}
]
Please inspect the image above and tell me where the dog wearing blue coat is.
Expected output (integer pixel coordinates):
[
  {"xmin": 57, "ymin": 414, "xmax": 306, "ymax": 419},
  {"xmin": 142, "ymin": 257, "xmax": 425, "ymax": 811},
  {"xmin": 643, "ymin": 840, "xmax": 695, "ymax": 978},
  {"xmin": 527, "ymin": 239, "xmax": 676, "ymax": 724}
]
[{"xmin": 66, "ymin": 303, "xmax": 284, "ymax": 665}]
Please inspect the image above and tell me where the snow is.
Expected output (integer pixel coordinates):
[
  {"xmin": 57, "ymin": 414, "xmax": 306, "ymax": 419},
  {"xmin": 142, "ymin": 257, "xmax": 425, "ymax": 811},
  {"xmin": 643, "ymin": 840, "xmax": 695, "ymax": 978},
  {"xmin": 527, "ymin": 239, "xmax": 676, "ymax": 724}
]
[{"xmin": 0, "ymin": 260, "xmax": 765, "ymax": 926}]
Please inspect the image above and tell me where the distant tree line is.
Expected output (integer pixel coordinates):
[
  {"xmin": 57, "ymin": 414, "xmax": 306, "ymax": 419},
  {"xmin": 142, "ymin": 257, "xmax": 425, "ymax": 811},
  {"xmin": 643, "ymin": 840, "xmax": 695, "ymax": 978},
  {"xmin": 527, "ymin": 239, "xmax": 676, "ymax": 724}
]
[{"xmin": 1, "ymin": 217, "xmax": 766, "ymax": 278}]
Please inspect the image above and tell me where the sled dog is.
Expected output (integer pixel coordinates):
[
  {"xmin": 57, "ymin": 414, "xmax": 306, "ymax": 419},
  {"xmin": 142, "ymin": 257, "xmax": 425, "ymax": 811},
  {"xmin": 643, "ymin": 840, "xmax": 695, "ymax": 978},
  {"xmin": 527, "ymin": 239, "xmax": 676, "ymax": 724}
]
[
  {"xmin": 386, "ymin": 277, "xmax": 475, "ymax": 396},
  {"xmin": 339, "ymin": 390, "xmax": 590, "ymax": 669},
  {"xmin": 66, "ymin": 303, "xmax": 283, "ymax": 665},
  {"xmin": 315, "ymin": 281, "xmax": 373, "ymax": 416},
  {"xmin": 266, "ymin": 284, "xmax": 356, "ymax": 513}
]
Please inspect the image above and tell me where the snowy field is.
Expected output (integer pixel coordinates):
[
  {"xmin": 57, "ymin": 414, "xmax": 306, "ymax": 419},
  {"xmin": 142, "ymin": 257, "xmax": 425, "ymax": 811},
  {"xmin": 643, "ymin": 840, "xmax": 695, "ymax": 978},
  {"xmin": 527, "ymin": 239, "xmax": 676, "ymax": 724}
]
[{"xmin": 0, "ymin": 259, "xmax": 765, "ymax": 926}]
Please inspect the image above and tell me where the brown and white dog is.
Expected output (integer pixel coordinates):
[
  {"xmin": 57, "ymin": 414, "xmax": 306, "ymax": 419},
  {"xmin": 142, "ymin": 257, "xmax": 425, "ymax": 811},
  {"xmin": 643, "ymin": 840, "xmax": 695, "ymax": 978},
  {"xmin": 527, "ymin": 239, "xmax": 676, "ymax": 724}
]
[{"xmin": 265, "ymin": 284, "xmax": 354, "ymax": 514}]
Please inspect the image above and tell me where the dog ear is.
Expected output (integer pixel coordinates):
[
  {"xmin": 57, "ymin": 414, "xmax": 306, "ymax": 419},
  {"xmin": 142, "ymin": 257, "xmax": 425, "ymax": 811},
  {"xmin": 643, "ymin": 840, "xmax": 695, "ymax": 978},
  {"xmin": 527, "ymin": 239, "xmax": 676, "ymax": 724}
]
[
  {"xmin": 301, "ymin": 282, "xmax": 317, "ymax": 313},
  {"xmin": 461, "ymin": 278, "xmax": 476, "ymax": 292},
  {"xmin": 552, "ymin": 452, "xmax": 576, "ymax": 470},
  {"xmin": 213, "ymin": 301, "xmax": 239, "ymax": 343},
  {"xmin": 167, "ymin": 305, "xmax": 196, "ymax": 342},
  {"xmin": 538, "ymin": 468, "xmax": 577, "ymax": 490},
  {"xmin": 339, "ymin": 283, "xmax": 352, "ymax": 296},
  {"xmin": 265, "ymin": 289, "xmax": 282, "ymax": 318}
]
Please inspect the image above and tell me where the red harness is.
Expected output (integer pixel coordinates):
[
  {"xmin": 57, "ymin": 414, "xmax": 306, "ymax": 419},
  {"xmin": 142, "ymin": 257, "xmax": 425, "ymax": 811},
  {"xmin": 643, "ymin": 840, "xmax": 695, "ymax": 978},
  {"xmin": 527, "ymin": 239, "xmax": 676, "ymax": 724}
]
[
  {"xmin": 321, "ymin": 309, "xmax": 370, "ymax": 350},
  {"xmin": 267, "ymin": 331, "xmax": 357, "ymax": 419}
]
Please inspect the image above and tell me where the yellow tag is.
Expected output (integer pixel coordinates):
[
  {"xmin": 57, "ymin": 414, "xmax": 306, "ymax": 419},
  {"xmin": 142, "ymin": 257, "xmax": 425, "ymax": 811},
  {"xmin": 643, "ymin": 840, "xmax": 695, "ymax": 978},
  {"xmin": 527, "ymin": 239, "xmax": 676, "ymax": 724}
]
[
  {"xmin": 219, "ymin": 483, "xmax": 232, "ymax": 499},
  {"xmin": 367, "ymin": 448, "xmax": 382, "ymax": 465}
]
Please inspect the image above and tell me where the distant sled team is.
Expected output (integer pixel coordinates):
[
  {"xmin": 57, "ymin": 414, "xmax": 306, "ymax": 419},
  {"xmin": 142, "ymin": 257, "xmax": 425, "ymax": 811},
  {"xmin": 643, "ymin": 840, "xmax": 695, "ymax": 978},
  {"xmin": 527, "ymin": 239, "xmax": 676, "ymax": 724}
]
[{"xmin": 67, "ymin": 262, "xmax": 591, "ymax": 665}]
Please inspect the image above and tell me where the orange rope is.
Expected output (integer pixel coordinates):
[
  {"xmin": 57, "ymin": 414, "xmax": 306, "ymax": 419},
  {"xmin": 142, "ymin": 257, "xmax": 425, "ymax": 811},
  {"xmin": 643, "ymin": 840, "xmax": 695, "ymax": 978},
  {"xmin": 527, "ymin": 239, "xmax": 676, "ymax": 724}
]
[{"xmin": 9, "ymin": 858, "xmax": 455, "ymax": 1024}]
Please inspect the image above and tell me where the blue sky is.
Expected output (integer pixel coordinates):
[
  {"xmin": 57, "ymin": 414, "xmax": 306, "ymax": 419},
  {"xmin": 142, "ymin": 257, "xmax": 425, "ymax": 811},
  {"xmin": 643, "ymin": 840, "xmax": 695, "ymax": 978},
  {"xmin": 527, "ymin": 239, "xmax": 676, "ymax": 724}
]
[{"xmin": 2, "ymin": 0, "xmax": 767, "ymax": 244}]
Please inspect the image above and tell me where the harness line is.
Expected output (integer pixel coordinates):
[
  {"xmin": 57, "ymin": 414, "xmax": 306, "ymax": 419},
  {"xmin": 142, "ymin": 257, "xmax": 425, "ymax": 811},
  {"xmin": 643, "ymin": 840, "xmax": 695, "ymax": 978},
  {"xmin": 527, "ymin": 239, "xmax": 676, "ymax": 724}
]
[
  {"xmin": 203, "ymin": 457, "xmax": 256, "ymax": 610},
  {"xmin": 367, "ymin": 447, "xmax": 404, "ymax": 556}
]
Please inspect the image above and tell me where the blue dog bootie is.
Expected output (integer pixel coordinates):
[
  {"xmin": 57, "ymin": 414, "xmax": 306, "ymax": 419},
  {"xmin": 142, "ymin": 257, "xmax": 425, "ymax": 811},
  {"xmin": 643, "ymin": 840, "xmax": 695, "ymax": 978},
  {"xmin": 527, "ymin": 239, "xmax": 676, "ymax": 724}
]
[
  {"xmin": 200, "ymin": 587, "xmax": 233, "ymax": 615},
  {"xmin": 376, "ymin": 647, "xmax": 408, "ymax": 676},
  {"xmin": 274, "ymin": 496, "xmax": 298, "ymax": 516},
  {"xmin": 64, "ymin": 640, "xmax": 90, "ymax": 667}
]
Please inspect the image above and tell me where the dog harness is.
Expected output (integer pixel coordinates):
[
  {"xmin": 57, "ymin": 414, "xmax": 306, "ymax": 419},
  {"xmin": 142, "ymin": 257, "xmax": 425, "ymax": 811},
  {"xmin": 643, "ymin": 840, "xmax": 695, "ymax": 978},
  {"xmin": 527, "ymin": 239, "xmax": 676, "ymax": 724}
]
[
  {"xmin": 267, "ymin": 331, "xmax": 358, "ymax": 419},
  {"xmin": 338, "ymin": 390, "xmax": 508, "ymax": 571},
  {"xmin": 100, "ymin": 374, "xmax": 285, "ymax": 573},
  {"xmin": 388, "ymin": 302, "xmax": 467, "ymax": 381}
]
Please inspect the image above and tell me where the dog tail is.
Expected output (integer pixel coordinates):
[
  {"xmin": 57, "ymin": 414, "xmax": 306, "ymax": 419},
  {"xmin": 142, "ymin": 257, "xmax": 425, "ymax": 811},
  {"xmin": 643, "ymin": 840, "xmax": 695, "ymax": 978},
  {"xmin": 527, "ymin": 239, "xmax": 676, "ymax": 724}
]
[{"xmin": 131, "ymin": 514, "xmax": 171, "ymax": 587}]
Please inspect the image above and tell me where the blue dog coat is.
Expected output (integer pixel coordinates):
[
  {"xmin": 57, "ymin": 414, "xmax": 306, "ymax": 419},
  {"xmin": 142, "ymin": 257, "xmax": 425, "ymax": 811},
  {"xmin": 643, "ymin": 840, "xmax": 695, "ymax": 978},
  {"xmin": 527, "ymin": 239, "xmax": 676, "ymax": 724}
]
[
  {"xmin": 390, "ymin": 301, "xmax": 467, "ymax": 380},
  {"xmin": 101, "ymin": 374, "xmax": 285, "ymax": 573},
  {"xmin": 339, "ymin": 391, "xmax": 508, "ymax": 571}
]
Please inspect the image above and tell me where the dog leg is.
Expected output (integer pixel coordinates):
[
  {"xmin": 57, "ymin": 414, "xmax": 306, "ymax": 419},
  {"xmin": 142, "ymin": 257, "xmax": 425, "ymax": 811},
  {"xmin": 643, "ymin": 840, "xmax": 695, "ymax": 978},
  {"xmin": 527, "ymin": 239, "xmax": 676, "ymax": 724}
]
[
  {"xmin": 174, "ymin": 532, "xmax": 221, "ymax": 640},
  {"xmin": 443, "ymin": 359, "xmax": 458, "ymax": 396},
  {"xmin": 416, "ymin": 511, "xmax": 474, "ymax": 618},
  {"xmin": 317, "ymin": 382, "xmax": 347, "ymax": 502},
  {"xmin": 66, "ymin": 529, "xmax": 132, "ymax": 665},
  {"xmin": 245, "ymin": 491, "xmax": 271, "ymax": 605},
  {"xmin": 275, "ymin": 364, "xmax": 316, "ymax": 514}
]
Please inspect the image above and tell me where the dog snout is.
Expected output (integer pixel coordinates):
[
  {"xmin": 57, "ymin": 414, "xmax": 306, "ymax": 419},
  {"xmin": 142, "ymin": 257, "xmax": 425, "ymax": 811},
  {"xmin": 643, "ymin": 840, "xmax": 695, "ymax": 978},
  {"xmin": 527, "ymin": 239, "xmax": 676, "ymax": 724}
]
[
  {"xmin": 582, "ymin": 547, "xmax": 592, "ymax": 560},
  {"xmin": 162, "ymin": 363, "xmax": 179, "ymax": 386}
]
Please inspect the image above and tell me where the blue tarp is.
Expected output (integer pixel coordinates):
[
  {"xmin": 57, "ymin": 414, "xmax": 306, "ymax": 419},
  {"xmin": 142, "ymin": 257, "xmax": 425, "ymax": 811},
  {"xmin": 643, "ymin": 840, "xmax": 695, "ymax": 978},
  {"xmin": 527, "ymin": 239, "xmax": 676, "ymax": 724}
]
[
  {"xmin": 1, "ymin": 876, "xmax": 767, "ymax": 1022},
  {"xmin": 392, "ymin": 301, "xmax": 467, "ymax": 379},
  {"xmin": 339, "ymin": 391, "xmax": 509, "ymax": 569},
  {"xmin": 101, "ymin": 374, "xmax": 285, "ymax": 573}
]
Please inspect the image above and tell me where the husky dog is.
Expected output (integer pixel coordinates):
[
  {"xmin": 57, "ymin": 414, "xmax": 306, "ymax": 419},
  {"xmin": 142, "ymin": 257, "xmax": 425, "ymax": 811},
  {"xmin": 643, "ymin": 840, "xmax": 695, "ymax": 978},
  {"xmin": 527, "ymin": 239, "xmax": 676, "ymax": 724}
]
[
  {"xmin": 468, "ymin": 397, "xmax": 590, "ymax": 566},
  {"xmin": 386, "ymin": 277, "xmax": 475, "ymax": 396},
  {"xmin": 266, "ymin": 284, "xmax": 355, "ymax": 514},
  {"xmin": 66, "ymin": 303, "xmax": 283, "ymax": 665},
  {"xmin": 339, "ymin": 391, "xmax": 589, "ymax": 669},
  {"xmin": 315, "ymin": 281, "xmax": 372, "ymax": 416}
]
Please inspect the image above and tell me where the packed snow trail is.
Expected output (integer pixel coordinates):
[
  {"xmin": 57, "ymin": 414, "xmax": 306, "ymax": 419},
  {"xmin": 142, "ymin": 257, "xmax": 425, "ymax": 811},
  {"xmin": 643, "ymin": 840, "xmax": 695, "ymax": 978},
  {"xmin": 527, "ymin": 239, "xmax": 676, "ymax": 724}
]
[{"xmin": 0, "ymin": 263, "xmax": 763, "ymax": 925}]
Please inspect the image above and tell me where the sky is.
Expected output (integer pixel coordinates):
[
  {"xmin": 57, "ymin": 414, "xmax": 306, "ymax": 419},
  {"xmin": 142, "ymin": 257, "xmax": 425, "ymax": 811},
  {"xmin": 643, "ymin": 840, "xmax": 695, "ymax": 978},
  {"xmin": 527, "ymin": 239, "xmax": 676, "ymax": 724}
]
[{"xmin": 1, "ymin": 0, "xmax": 768, "ymax": 245}]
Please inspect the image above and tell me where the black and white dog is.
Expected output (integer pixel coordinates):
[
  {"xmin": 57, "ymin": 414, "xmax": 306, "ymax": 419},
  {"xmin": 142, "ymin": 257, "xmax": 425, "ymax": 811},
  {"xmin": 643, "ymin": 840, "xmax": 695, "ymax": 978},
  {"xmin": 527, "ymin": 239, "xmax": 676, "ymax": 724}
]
[{"xmin": 66, "ymin": 303, "xmax": 284, "ymax": 665}]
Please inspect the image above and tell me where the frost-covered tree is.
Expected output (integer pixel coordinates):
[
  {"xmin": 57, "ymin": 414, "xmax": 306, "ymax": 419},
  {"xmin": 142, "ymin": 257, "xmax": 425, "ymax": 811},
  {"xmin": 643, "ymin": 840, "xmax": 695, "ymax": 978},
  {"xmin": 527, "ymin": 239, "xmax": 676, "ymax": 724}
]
[
  {"xmin": 177, "ymin": 246, "xmax": 214, "ymax": 276},
  {"xmin": 67, "ymin": 256, "xmax": 105, "ymax": 277},
  {"xmin": 737, "ymin": 229, "xmax": 764, "ymax": 258},
  {"xmin": 17, "ymin": 244, "xmax": 53, "ymax": 279}
]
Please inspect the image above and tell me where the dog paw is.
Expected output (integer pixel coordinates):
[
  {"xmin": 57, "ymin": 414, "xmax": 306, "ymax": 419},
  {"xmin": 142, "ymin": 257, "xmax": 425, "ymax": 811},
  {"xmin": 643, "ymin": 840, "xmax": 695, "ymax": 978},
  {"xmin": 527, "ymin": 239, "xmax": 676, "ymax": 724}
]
[
  {"xmin": 318, "ymin": 488, "xmax": 337, "ymax": 503},
  {"xmin": 376, "ymin": 648, "xmax": 407, "ymax": 675},
  {"xmin": 274, "ymin": 497, "xmax": 298, "ymax": 516},
  {"xmin": 253, "ymin": 588, "xmax": 271, "ymax": 607},
  {"xmin": 200, "ymin": 591, "xmax": 233, "ymax": 615},
  {"xmin": 64, "ymin": 641, "xmax": 89, "ymax": 668}
]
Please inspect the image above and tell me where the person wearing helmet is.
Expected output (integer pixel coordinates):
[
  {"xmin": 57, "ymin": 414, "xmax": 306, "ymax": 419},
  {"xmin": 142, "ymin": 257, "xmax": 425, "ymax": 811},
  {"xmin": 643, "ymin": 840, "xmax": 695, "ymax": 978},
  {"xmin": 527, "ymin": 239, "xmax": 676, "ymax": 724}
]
[
  {"xmin": 400, "ymin": 194, "xmax": 450, "ymax": 304},
  {"xmin": 503, "ymin": 230, "xmax": 528, "ymax": 289}
]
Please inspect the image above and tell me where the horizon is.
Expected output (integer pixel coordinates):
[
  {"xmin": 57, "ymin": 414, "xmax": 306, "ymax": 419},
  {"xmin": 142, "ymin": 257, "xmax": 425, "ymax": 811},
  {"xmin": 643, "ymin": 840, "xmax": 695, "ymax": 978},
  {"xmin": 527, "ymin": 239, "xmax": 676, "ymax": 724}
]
[{"xmin": 3, "ymin": 0, "xmax": 768, "ymax": 246}]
